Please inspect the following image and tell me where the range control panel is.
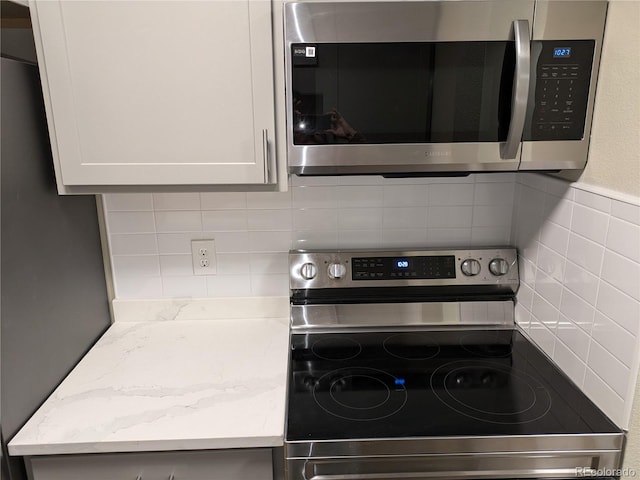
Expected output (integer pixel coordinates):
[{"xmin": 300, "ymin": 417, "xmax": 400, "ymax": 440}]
[
  {"xmin": 525, "ymin": 40, "xmax": 595, "ymax": 141},
  {"xmin": 290, "ymin": 248, "xmax": 519, "ymax": 291},
  {"xmin": 352, "ymin": 255, "xmax": 456, "ymax": 280}
]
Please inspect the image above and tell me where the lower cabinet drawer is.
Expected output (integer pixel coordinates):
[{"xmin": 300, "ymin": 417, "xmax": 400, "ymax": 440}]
[{"xmin": 28, "ymin": 448, "xmax": 273, "ymax": 480}]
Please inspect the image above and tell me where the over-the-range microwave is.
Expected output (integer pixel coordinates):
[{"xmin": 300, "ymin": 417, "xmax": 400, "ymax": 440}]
[{"xmin": 284, "ymin": 0, "xmax": 608, "ymax": 176}]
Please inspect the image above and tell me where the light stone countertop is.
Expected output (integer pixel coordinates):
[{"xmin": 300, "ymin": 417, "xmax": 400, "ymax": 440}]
[{"xmin": 8, "ymin": 297, "xmax": 290, "ymax": 456}]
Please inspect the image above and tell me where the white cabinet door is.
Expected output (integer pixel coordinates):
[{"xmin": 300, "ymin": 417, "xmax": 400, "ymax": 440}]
[
  {"xmin": 30, "ymin": 0, "xmax": 276, "ymax": 187},
  {"xmin": 29, "ymin": 449, "xmax": 273, "ymax": 480}
]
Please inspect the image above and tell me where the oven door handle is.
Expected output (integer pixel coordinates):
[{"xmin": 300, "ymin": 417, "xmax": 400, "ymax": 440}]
[
  {"xmin": 308, "ymin": 467, "xmax": 591, "ymax": 479},
  {"xmin": 500, "ymin": 19, "xmax": 530, "ymax": 160}
]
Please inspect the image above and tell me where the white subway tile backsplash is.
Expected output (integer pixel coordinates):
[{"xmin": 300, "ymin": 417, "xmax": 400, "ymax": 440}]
[
  {"xmin": 428, "ymin": 206, "xmax": 473, "ymax": 228},
  {"xmin": 532, "ymin": 293, "xmax": 559, "ymax": 331},
  {"xmin": 545, "ymin": 198, "xmax": 573, "ymax": 228},
  {"xmin": 293, "ymin": 209, "xmax": 338, "ymax": 231},
  {"xmin": 426, "ymin": 228, "xmax": 472, "ymax": 246},
  {"xmin": 337, "ymin": 186, "xmax": 384, "ymax": 208},
  {"xmin": 545, "ymin": 176, "xmax": 574, "ymax": 200},
  {"xmin": 212, "ymin": 232, "xmax": 250, "ymax": 253},
  {"xmin": 539, "ymin": 222, "xmax": 569, "ymax": 256},
  {"xmin": 152, "ymin": 193, "xmax": 200, "ymax": 211},
  {"xmin": 513, "ymin": 176, "xmax": 640, "ymax": 428},
  {"xmin": 251, "ymin": 274, "xmax": 289, "ymax": 296},
  {"xmin": 115, "ymin": 276, "xmax": 163, "ymax": 299},
  {"xmin": 571, "ymin": 204, "xmax": 609, "ymax": 245},
  {"xmin": 472, "ymin": 205, "xmax": 513, "ymax": 227},
  {"xmin": 601, "ymin": 250, "xmax": 640, "ymax": 301},
  {"xmin": 529, "ymin": 318, "xmax": 556, "ymax": 357},
  {"xmin": 206, "ymin": 274, "xmax": 252, "ymax": 297},
  {"xmin": 200, "ymin": 192, "xmax": 247, "ymax": 210},
  {"xmin": 112, "ymin": 255, "xmax": 160, "ymax": 277},
  {"xmin": 596, "ymin": 281, "xmax": 640, "ymax": 335},
  {"xmin": 202, "ymin": 210, "xmax": 247, "ymax": 231},
  {"xmin": 566, "ymin": 235, "xmax": 604, "ymax": 276},
  {"xmin": 108, "ymin": 211, "xmax": 155, "ymax": 234},
  {"xmin": 517, "ymin": 283, "xmax": 534, "ymax": 312},
  {"xmin": 248, "ymin": 231, "xmax": 291, "ymax": 252},
  {"xmin": 246, "ymin": 191, "xmax": 291, "ymax": 209},
  {"xmin": 563, "ymin": 260, "xmax": 600, "ymax": 305},
  {"xmin": 536, "ymin": 244, "xmax": 565, "ymax": 282},
  {"xmin": 249, "ymin": 252, "xmax": 289, "ymax": 275},
  {"xmin": 559, "ymin": 288, "xmax": 595, "ymax": 333},
  {"xmin": 247, "ymin": 209, "xmax": 292, "ymax": 231},
  {"xmin": 534, "ymin": 269, "xmax": 563, "ymax": 308},
  {"xmin": 338, "ymin": 208, "xmax": 383, "ymax": 230},
  {"xmin": 381, "ymin": 229, "xmax": 428, "ymax": 248},
  {"xmin": 382, "ymin": 207, "xmax": 427, "ymax": 229},
  {"xmin": 587, "ymin": 340, "xmax": 629, "ymax": 398},
  {"xmin": 470, "ymin": 227, "xmax": 511, "ymax": 245},
  {"xmin": 337, "ymin": 229, "xmax": 383, "ymax": 248},
  {"xmin": 159, "ymin": 254, "xmax": 194, "ymax": 277},
  {"xmin": 105, "ymin": 193, "xmax": 153, "ymax": 211},
  {"xmin": 606, "ymin": 217, "xmax": 640, "ymax": 263},
  {"xmin": 553, "ymin": 340, "xmax": 586, "ymax": 388},
  {"xmin": 575, "ymin": 189, "xmax": 612, "ymax": 213},
  {"xmin": 592, "ymin": 312, "xmax": 636, "ymax": 368},
  {"xmin": 216, "ymin": 253, "xmax": 251, "ymax": 275},
  {"xmin": 292, "ymin": 230, "xmax": 339, "ymax": 250},
  {"xmin": 110, "ymin": 234, "xmax": 158, "ymax": 255},
  {"xmin": 556, "ymin": 314, "xmax": 590, "ymax": 361},
  {"xmin": 473, "ymin": 182, "xmax": 514, "ymax": 206},
  {"xmin": 292, "ymin": 186, "xmax": 338, "ymax": 209},
  {"xmin": 383, "ymin": 185, "xmax": 428, "ymax": 207},
  {"xmin": 427, "ymin": 183, "xmax": 474, "ymax": 206},
  {"xmin": 611, "ymin": 199, "xmax": 640, "ymax": 225},
  {"xmin": 583, "ymin": 368, "xmax": 625, "ymax": 427},
  {"xmin": 162, "ymin": 276, "xmax": 207, "ymax": 298},
  {"xmin": 155, "ymin": 211, "xmax": 202, "ymax": 233}
]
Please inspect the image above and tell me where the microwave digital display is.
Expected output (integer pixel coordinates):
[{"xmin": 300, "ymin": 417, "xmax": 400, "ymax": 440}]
[{"xmin": 553, "ymin": 47, "xmax": 572, "ymax": 58}]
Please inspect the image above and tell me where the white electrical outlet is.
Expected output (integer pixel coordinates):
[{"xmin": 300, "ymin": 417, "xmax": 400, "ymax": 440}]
[{"xmin": 191, "ymin": 239, "xmax": 217, "ymax": 276}]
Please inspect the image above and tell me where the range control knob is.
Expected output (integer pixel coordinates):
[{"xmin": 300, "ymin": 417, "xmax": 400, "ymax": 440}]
[
  {"xmin": 461, "ymin": 258, "xmax": 481, "ymax": 276},
  {"xmin": 328, "ymin": 263, "xmax": 347, "ymax": 279},
  {"xmin": 489, "ymin": 258, "xmax": 510, "ymax": 276},
  {"xmin": 300, "ymin": 262, "xmax": 317, "ymax": 280}
]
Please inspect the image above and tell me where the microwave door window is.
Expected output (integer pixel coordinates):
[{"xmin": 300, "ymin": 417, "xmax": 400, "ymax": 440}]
[{"xmin": 291, "ymin": 42, "xmax": 515, "ymax": 145}]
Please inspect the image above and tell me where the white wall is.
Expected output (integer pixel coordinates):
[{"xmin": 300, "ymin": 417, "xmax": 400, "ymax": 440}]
[
  {"xmin": 580, "ymin": 0, "xmax": 640, "ymax": 198},
  {"xmin": 103, "ymin": 173, "xmax": 515, "ymax": 299}
]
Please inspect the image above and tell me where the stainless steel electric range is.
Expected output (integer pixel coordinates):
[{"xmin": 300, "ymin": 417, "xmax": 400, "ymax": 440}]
[{"xmin": 285, "ymin": 248, "xmax": 624, "ymax": 480}]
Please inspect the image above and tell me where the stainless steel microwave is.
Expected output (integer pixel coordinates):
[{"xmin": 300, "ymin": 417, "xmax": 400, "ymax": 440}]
[{"xmin": 284, "ymin": 0, "xmax": 608, "ymax": 176}]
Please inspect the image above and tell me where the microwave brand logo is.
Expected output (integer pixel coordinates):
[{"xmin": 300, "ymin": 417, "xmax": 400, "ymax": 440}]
[
  {"xmin": 424, "ymin": 151, "xmax": 452, "ymax": 157},
  {"xmin": 293, "ymin": 46, "xmax": 316, "ymax": 58}
]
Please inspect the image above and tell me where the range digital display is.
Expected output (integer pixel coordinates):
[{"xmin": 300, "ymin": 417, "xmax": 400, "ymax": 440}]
[
  {"xmin": 553, "ymin": 47, "xmax": 572, "ymax": 58},
  {"xmin": 395, "ymin": 259, "xmax": 410, "ymax": 269}
]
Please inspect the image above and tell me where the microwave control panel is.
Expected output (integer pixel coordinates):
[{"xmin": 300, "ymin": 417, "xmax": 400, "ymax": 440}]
[{"xmin": 524, "ymin": 40, "xmax": 595, "ymax": 141}]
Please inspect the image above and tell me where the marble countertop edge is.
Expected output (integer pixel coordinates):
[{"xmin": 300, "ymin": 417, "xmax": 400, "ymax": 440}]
[{"xmin": 11, "ymin": 434, "xmax": 284, "ymax": 457}]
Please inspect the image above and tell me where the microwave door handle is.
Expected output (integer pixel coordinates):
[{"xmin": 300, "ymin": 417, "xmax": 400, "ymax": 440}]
[{"xmin": 501, "ymin": 19, "xmax": 530, "ymax": 160}]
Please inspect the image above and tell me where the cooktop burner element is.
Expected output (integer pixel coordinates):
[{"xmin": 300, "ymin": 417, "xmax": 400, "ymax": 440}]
[
  {"xmin": 311, "ymin": 336, "xmax": 362, "ymax": 361},
  {"xmin": 460, "ymin": 331, "xmax": 513, "ymax": 357},
  {"xmin": 285, "ymin": 248, "xmax": 624, "ymax": 480},
  {"xmin": 383, "ymin": 333, "xmax": 440, "ymax": 360},
  {"xmin": 431, "ymin": 360, "xmax": 552, "ymax": 424},
  {"xmin": 313, "ymin": 367, "xmax": 408, "ymax": 421}
]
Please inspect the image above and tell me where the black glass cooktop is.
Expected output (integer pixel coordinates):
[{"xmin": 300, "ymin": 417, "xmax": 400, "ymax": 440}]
[{"xmin": 286, "ymin": 329, "xmax": 620, "ymax": 441}]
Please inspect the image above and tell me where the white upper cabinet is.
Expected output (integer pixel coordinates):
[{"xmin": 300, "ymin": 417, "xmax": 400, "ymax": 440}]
[{"xmin": 30, "ymin": 0, "xmax": 279, "ymax": 193}]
